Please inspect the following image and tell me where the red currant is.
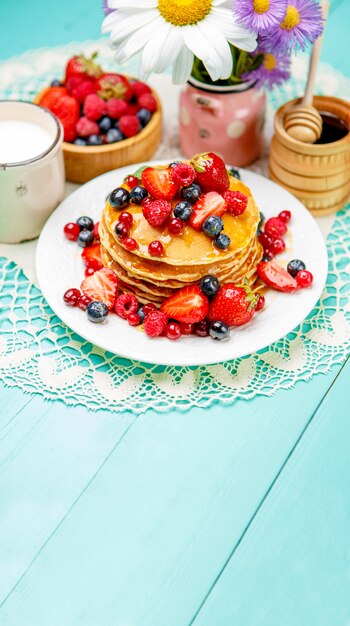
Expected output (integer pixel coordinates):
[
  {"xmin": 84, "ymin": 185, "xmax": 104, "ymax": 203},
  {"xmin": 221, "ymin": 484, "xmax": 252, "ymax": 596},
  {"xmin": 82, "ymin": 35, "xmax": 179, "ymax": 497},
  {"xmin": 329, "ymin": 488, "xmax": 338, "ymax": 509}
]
[
  {"xmin": 119, "ymin": 212, "xmax": 133, "ymax": 228},
  {"xmin": 84, "ymin": 267, "xmax": 95, "ymax": 277},
  {"xmin": 64, "ymin": 222, "xmax": 80, "ymax": 241},
  {"xmin": 278, "ymin": 210, "xmax": 291, "ymax": 223},
  {"xmin": 115, "ymin": 222, "xmax": 129, "ymax": 240},
  {"xmin": 296, "ymin": 270, "xmax": 313, "ymax": 288},
  {"xmin": 166, "ymin": 322, "xmax": 182, "ymax": 340},
  {"xmin": 148, "ymin": 240, "xmax": 164, "ymax": 257},
  {"xmin": 180, "ymin": 322, "xmax": 194, "ymax": 335},
  {"xmin": 128, "ymin": 312, "xmax": 141, "ymax": 326},
  {"xmin": 263, "ymin": 249, "xmax": 274, "ymax": 260},
  {"xmin": 142, "ymin": 303, "xmax": 157, "ymax": 317},
  {"xmin": 193, "ymin": 320, "xmax": 209, "ymax": 337},
  {"xmin": 77, "ymin": 294, "xmax": 92, "ymax": 311},
  {"xmin": 256, "ymin": 294, "xmax": 265, "ymax": 311},
  {"xmin": 168, "ymin": 217, "xmax": 183, "ymax": 235},
  {"xmin": 258, "ymin": 231, "xmax": 273, "ymax": 249},
  {"xmin": 125, "ymin": 175, "xmax": 140, "ymax": 189},
  {"xmin": 63, "ymin": 288, "xmax": 81, "ymax": 306},
  {"xmin": 92, "ymin": 222, "xmax": 100, "ymax": 241},
  {"xmin": 270, "ymin": 237, "xmax": 286, "ymax": 255},
  {"xmin": 265, "ymin": 217, "xmax": 287, "ymax": 238},
  {"xmin": 124, "ymin": 237, "xmax": 139, "ymax": 252}
]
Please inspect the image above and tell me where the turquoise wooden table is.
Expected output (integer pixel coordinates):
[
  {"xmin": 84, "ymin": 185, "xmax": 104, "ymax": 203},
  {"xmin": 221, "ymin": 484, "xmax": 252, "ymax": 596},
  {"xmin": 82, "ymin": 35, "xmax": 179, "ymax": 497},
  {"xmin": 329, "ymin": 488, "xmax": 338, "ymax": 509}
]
[{"xmin": 1, "ymin": 2, "xmax": 350, "ymax": 624}]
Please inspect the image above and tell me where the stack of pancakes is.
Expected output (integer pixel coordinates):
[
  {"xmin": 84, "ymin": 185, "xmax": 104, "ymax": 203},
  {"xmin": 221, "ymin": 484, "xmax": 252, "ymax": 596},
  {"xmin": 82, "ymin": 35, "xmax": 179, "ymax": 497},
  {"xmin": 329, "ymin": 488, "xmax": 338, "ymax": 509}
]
[{"xmin": 99, "ymin": 174, "xmax": 263, "ymax": 304}]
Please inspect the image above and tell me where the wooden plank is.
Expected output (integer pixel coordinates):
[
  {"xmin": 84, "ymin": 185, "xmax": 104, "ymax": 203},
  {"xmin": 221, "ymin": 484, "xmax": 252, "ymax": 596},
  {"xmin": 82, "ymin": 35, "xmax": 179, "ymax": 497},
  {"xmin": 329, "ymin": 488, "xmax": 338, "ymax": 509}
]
[
  {"xmin": 190, "ymin": 358, "xmax": 350, "ymax": 626},
  {"xmin": 0, "ymin": 398, "xmax": 137, "ymax": 600},
  {"xmin": 0, "ymin": 386, "xmax": 33, "ymax": 431},
  {"xmin": 0, "ymin": 365, "xmax": 342, "ymax": 626}
]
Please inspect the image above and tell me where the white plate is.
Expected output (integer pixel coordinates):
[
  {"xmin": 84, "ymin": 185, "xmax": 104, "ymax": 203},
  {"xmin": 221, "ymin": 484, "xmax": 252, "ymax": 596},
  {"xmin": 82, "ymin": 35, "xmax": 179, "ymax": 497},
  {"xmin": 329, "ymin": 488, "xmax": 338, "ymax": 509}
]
[{"xmin": 36, "ymin": 161, "xmax": 328, "ymax": 366}]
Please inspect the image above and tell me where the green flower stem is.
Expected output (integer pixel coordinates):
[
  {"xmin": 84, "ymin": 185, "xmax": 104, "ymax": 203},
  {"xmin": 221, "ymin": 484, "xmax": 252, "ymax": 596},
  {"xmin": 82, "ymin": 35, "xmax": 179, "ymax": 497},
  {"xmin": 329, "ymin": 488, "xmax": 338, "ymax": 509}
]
[{"xmin": 191, "ymin": 45, "xmax": 264, "ymax": 87}]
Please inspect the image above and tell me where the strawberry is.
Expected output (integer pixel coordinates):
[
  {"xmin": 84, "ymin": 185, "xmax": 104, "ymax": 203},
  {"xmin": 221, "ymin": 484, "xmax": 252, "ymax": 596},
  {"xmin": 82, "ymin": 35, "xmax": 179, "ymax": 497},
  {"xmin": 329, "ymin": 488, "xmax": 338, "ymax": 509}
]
[
  {"xmin": 83, "ymin": 94, "xmax": 106, "ymax": 121},
  {"xmin": 142, "ymin": 198, "xmax": 172, "ymax": 227},
  {"xmin": 142, "ymin": 167, "xmax": 178, "ymax": 201},
  {"xmin": 76, "ymin": 117, "xmax": 100, "ymax": 138},
  {"xmin": 119, "ymin": 115, "xmax": 140, "ymax": 138},
  {"xmin": 222, "ymin": 190, "xmax": 248, "ymax": 216},
  {"xmin": 161, "ymin": 286, "xmax": 209, "ymax": 324},
  {"xmin": 80, "ymin": 267, "xmax": 118, "ymax": 310},
  {"xmin": 132, "ymin": 80, "xmax": 152, "ymax": 98},
  {"xmin": 66, "ymin": 76, "xmax": 96, "ymax": 103},
  {"xmin": 39, "ymin": 88, "xmax": 80, "ymax": 142},
  {"xmin": 208, "ymin": 282, "xmax": 258, "ymax": 327},
  {"xmin": 191, "ymin": 152, "xmax": 230, "ymax": 193},
  {"xmin": 144, "ymin": 310, "xmax": 168, "ymax": 338},
  {"xmin": 106, "ymin": 98, "xmax": 128, "ymax": 119},
  {"xmin": 170, "ymin": 163, "xmax": 196, "ymax": 187},
  {"xmin": 257, "ymin": 258, "xmax": 298, "ymax": 292},
  {"xmin": 189, "ymin": 192, "xmax": 227, "ymax": 231},
  {"xmin": 138, "ymin": 93, "xmax": 157, "ymax": 112},
  {"xmin": 81, "ymin": 243, "xmax": 103, "ymax": 271},
  {"xmin": 65, "ymin": 53, "xmax": 102, "ymax": 82},
  {"xmin": 96, "ymin": 73, "xmax": 133, "ymax": 102}
]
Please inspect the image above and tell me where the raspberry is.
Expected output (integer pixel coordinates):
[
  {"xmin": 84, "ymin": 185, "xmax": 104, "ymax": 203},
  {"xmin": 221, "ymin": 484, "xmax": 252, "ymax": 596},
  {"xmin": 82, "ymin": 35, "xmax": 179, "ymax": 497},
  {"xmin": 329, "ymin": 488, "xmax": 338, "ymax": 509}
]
[
  {"xmin": 222, "ymin": 191, "xmax": 248, "ymax": 216},
  {"xmin": 76, "ymin": 117, "xmax": 100, "ymax": 138},
  {"xmin": 138, "ymin": 93, "xmax": 157, "ymax": 113},
  {"xmin": 106, "ymin": 98, "xmax": 128, "ymax": 119},
  {"xmin": 142, "ymin": 199, "xmax": 172, "ymax": 227},
  {"xmin": 126, "ymin": 103, "xmax": 140, "ymax": 116},
  {"xmin": 119, "ymin": 115, "xmax": 140, "ymax": 138},
  {"xmin": 114, "ymin": 293, "xmax": 139, "ymax": 319},
  {"xmin": 66, "ymin": 76, "xmax": 96, "ymax": 103},
  {"xmin": 144, "ymin": 310, "xmax": 168, "ymax": 338},
  {"xmin": 132, "ymin": 80, "xmax": 152, "ymax": 98},
  {"xmin": 264, "ymin": 217, "xmax": 287, "ymax": 238},
  {"xmin": 83, "ymin": 94, "xmax": 106, "ymax": 121},
  {"xmin": 170, "ymin": 163, "xmax": 196, "ymax": 187}
]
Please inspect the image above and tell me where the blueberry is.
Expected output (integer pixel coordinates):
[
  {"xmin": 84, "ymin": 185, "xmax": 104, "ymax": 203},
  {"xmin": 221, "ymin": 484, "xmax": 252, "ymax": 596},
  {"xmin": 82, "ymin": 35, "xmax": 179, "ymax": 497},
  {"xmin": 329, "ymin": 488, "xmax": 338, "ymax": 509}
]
[
  {"xmin": 215, "ymin": 233, "xmax": 231, "ymax": 249},
  {"xmin": 200, "ymin": 275, "xmax": 220, "ymax": 298},
  {"xmin": 137, "ymin": 108, "xmax": 152, "ymax": 127},
  {"xmin": 106, "ymin": 128, "xmax": 124, "ymax": 143},
  {"xmin": 173, "ymin": 201, "xmax": 192, "ymax": 221},
  {"xmin": 99, "ymin": 116, "xmax": 113, "ymax": 133},
  {"xmin": 51, "ymin": 79, "xmax": 62, "ymax": 87},
  {"xmin": 77, "ymin": 216, "xmax": 94, "ymax": 231},
  {"xmin": 203, "ymin": 215, "xmax": 224, "ymax": 238},
  {"xmin": 287, "ymin": 259, "xmax": 306, "ymax": 277},
  {"xmin": 227, "ymin": 167, "xmax": 240, "ymax": 180},
  {"xmin": 169, "ymin": 161, "xmax": 181, "ymax": 168},
  {"xmin": 73, "ymin": 137, "xmax": 87, "ymax": 146},
  {"xmin": 87, "ymin": 134, "xmax": 103, "ymax": 146},
  {"xmin": 77, "ymin": 229, "xmax": 94, "ymax": 248},
  {"xmin": 209, "ymin": 320, "xmax": 230, "ymax": 341},
  {"xmin": 86, "ymin": 301, "xmax": 109, "ymax": 323},
  {"xmin": 130, "ymin": 185, "xmax": 148, "ymax": 205},
  {"xmin": 109, "ymin": 187, "xmax": 130, "ymax": 209},
  {"xmin": 137, "ymin": 306, "xmax": 146, "ymax": 323},
  {"xmin": 181, "ymin": 183, "xmax": 201, "ymax": 204}
]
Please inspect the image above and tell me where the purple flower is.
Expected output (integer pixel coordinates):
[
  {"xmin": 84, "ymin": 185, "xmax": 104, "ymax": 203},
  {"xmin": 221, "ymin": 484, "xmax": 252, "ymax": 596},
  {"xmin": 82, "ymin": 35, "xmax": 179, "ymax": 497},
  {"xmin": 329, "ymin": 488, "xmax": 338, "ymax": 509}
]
[
  {"xmin": 103, "ymin": 0, "xmax": 114, "ymax": 16},
  {"xmin": 233, "ymin": 0, "xmax": 288, "ymax": 35},
  {"xmin": 263, "ymin": 0, "xmax": 324, "ymax": 51},
  {"xmin": 243, "ymin": 48, "xmax": 291, "ymax": 88}
]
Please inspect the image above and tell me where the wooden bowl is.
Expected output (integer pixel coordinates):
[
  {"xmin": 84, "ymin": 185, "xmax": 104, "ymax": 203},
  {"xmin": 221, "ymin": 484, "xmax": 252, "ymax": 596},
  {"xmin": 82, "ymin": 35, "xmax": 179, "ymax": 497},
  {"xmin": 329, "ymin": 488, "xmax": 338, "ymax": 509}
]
[
  {"xmin": 269, "ymin": 96, "xmax": 350, "ymax": 215},
  {"xmin": 34, "ymin": 87, "xmax": 162, "ymax": 184}
]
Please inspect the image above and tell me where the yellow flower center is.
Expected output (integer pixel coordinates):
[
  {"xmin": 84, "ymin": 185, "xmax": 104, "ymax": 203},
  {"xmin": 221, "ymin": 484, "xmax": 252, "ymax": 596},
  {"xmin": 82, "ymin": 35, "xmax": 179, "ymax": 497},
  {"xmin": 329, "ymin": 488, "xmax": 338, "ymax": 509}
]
[
  {"xmin": 253, "ymin": 0, "xmax": 270, "ymax": 14},
  {"xmin": 264, "ymin": 53, "xmax": 276, "ymax": 70},
  {"xmin": 280, "ymin": 5, "xmax": 301, "ymax": 30},
  {"xmin": 158, "ymin": 0, "xmax": 212, "ymax": 26}
]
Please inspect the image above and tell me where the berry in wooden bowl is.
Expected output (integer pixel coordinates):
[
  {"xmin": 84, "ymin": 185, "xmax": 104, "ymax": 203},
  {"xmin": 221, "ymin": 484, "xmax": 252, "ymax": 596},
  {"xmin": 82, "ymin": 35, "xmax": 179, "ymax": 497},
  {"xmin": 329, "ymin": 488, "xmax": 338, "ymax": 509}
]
[{"xmin": 34, "ymin": 53, "xmax": 162, "ymax": 184}]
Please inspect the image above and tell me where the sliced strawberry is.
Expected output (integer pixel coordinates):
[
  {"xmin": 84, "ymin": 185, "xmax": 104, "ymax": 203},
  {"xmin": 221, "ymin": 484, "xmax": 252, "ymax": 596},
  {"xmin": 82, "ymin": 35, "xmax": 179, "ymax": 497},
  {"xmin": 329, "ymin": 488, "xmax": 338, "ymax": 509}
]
[
  {"xmin": 81, "ymin": 244, "xmax": 103, "ymax": 271},
  {"xmin": 189, "ymin": 192, "xmax": 227, "ymax": 231},
  {"xmin": 142, "ymin": 198, "xmax": 172, "ymax": 227},
  {"xmin": 257, "ymin": 259, "xmax": 298, "ymax": 292},
  {"xmin": 141, "ymin": 167, "xmax": 178, "ymax": 201},
  {"xmin": 80, "ymin": 267, "xmax": 118, "ymax": 310},
  {"xmin": 161, "ymin": 286, "xmax": 209, "ymax": 324}
]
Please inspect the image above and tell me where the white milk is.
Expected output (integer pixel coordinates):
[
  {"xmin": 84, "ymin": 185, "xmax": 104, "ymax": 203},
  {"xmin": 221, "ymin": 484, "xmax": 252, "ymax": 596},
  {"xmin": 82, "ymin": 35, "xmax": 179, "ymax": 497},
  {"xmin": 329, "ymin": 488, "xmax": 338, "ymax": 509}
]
[{"xmin": 0, "ymin": 120, "xmax": 54, "ymax": 163}]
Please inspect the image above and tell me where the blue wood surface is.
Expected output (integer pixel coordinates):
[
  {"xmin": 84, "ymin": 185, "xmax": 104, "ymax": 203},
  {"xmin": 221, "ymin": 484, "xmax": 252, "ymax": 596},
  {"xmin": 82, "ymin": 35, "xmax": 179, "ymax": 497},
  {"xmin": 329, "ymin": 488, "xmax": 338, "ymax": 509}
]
[{"xmin": 1, "ymin": 1, "xmax": 349, "ymax": 624}]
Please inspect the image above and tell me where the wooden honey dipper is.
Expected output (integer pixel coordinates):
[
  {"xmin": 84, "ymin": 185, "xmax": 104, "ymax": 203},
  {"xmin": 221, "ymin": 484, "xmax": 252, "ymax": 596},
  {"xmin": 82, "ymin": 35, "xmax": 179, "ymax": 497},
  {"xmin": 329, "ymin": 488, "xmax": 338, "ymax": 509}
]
[{"xmin": 284, "ymin": 0, "xmax": 328, "ymax": 143}]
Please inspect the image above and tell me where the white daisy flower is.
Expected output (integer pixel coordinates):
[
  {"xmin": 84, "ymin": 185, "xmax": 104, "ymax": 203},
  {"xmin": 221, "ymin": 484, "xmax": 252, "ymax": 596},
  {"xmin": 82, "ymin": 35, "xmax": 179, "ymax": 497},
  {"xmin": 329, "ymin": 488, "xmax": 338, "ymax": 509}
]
[{"xmin": 102, "ymin": 0, "xmax": 257, "ymax": 84}]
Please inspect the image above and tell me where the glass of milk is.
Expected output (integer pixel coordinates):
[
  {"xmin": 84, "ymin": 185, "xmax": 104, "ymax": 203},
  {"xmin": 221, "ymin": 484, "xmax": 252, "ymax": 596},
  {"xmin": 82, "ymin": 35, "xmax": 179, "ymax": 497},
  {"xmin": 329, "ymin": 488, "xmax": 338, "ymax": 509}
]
[{"xmin": 0, "ymin": 100, "xmax": 65, "ymax": 243}]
